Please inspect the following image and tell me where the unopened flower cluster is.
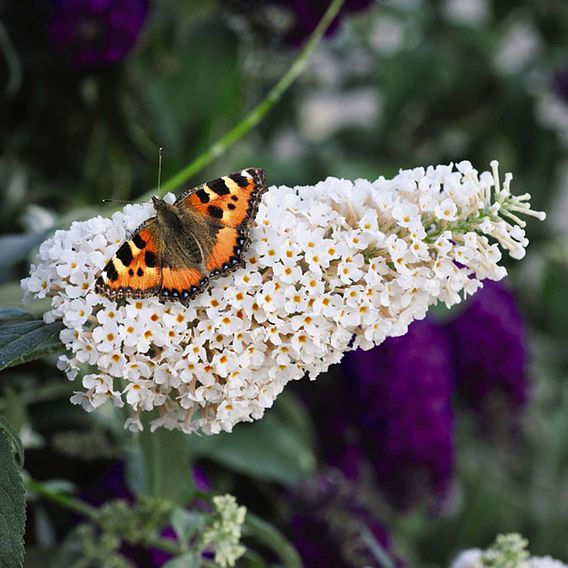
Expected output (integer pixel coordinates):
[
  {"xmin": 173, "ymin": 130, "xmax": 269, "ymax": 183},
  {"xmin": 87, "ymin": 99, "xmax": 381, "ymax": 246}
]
[
  {"xmin": 451, "ymin": 533, "xmax": 567, "ymax": 568},
  {"xmin": 202, "ymin": 494, "xmax": 246, "ymax": 568},
  {"xmin": 22, "ymin": 161, "xmax": 545, "ymax": 433}
]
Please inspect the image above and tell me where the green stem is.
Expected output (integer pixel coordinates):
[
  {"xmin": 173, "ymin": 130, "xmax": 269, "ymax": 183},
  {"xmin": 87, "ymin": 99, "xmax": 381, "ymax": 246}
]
[
  {"xmin": 244, "ymin": 513, "xmax": 302, "ymax": 568},
  {"xmin": 26, "ymin": 478, "xmax": 184, "ymax": 556},
  {"xmin": 26, "ymin": 478, "xmax": 98, "ymax": 519},
  {"xmin": 142, "ymin": 0, "xmax": 345, "ymax": 199},
  {"xmin": 145, "ymin": 535, "xmax": 183, "ymax": 556},
  {"xmin": 138, "ymin": 415, "xmax": 194, "ymax": 505}
]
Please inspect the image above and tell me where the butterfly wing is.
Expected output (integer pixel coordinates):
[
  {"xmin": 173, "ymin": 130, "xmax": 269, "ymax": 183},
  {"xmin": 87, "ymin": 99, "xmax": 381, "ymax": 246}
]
[
  {"xmin": 95, "ymin": 220, "xmax": 162, "ymax": 300},
  {"xmin": 95, "ymin": 168, "xmax": 267, "ymax": 305},
  {"xmin": 177, "ymin": 168, "xmax": 266, "ymax": 229},
  {"xmin": 160, "ymin": 266, "xmax": 208, "ymax": 301},
  {"xmin": 175, "ymin": 168, "xmax": 267, "ymax": 277}
]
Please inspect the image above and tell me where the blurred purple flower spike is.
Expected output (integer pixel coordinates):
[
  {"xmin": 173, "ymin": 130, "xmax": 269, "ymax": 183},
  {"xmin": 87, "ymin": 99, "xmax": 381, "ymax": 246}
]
[
  {"xmin": 448, "ymin": 280, "xmax": 529, "ymax": 417},
  {"xmin": 47, "ymin": 0, "xmax": 148, "ymax": 67},
  {"xmin": 345, "ymin": 319, "xmax": 455, "ymax": 511},
  {"xmin": 553, "ymin": 63, "xmax": 568, "ymax": 103},
  {"xmin": 288, "ymin": 469, "xmax": 398, "ymax": 568},
  {"xmin": 282, "ymin": 0, "xmax": 374, "ymax": 45}
]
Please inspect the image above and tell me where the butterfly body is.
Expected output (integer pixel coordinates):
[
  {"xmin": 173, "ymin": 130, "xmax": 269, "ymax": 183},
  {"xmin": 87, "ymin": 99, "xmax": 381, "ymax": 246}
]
[{"xmin": 95, "ymin": 168, "xmax": 266, "ymax": 304}]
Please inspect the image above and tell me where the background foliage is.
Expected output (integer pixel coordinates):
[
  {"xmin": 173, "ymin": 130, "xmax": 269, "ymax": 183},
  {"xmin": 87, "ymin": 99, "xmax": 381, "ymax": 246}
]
[{"xmin": 1, "ymin": 0, "xmax": 568, "ymax": 566}]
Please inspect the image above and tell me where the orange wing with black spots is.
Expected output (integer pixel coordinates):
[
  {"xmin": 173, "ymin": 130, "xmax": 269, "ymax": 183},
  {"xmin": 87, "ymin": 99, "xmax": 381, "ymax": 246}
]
[
  {"xmin": 95, "ymin": 223, "xmax": 162, "ymax": 300},
  {"xmin": 206, "ymin": 227, "xmax": 242, "ymax": 273},
  {"xmin": 160, "ymin": 266, "xmax": 207, "ymax": 301},
  {"xmin": 95, "ymin": 168, "xmax": 267, "ymax": 305},
  {"xmin": 177, "ymin": 168, "xmax": 266, "ymax": 231},
  {"xmin": 176, "ymin": 167, "xmax": 267, "ymax": 281}
]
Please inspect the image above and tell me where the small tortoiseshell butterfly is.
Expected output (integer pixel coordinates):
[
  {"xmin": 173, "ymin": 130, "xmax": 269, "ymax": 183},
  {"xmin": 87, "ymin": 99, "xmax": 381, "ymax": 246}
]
[{"xmin": 95, "ymin": 168, "xmax": 266, "ymax": 304}]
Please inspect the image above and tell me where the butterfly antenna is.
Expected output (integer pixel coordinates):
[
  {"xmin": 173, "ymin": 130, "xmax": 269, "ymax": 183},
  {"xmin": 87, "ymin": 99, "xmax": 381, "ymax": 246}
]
[
  {"xmin": 102, "ymin": 198, "xmax": 146, "ymax": 204},
  {"xmin": 157, "ymin": 147, "xmax": 163, "ymax": 193}
]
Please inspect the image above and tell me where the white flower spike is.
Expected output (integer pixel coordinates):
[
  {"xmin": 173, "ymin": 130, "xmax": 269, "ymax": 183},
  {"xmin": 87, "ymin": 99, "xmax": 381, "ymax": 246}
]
[{"xmin": 22, "ymin": 161, "xmax": 545, "ymax": 434}]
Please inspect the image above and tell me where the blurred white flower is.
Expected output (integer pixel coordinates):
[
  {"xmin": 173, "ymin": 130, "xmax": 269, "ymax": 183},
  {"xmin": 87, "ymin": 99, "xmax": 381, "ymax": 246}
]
[
  {"xmin": 452, "ymin": 549, "xmax": 568, "ymax": 568},
  {"xmin": 547, "ymin": 162, "xmax": 568, "ymax": 233},
  {"xmin": 299, "ymin": 88, "xmax": 380, "ymax": 141},
  {"xmin": 451, "ymin": 533, "xmax": 568, "ymax": 568},
  {"xmin": 22, "ymin": 162, "xmax": 545, "ymax": 434},
  {"xmin": 369, "ymin": 15, "xmax": 405, "ymax": 55},
  {"xmin": 529, "ymin": 558, "xmax": 568, "ymax": 568},
  {"xmin": 495, "ymin": 17, "xmax": 541, "ymax": 75},
  {"xmin": 451, "ymin": 549, "xmax": 483, "ymax": 568},
  {"xmin": 536, "ymin": 90, "xmax": 568, "ymax": 148},
  {"xmin": 443, "ymin": 0, "xmax": 489, "ymax": 27}
]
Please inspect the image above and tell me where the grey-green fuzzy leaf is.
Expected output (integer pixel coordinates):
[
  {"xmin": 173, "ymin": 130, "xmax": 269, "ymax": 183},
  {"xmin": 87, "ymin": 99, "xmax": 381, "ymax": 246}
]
[
  {"xmin": 0, "ymin": 320, "xmax": 65, "ymax": 371},
  {"xmin": 0, "ymin": 430, "xmax": 25, "ymax": 568}
]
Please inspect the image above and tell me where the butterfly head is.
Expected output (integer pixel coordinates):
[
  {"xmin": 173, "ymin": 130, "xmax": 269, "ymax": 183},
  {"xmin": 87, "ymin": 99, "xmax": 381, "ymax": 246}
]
[
  {"xmin": 151, "ymin": 196, "xmax": 182, "ymax": 228},
  {"xmin": 151, "ymin": 196, "xmax": 166, "ymax": 209}
]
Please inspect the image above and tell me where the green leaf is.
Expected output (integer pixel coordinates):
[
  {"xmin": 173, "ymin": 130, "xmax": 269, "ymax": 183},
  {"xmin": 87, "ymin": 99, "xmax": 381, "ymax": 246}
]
[
  {"xmin": 243, "ymin": 514, "xmax": 301, "ymax": 568},
  {"xmin": 0, "ymin": 285, "xmax": 52, "ymax": 318},
  {"xmin": 0, "ymin": 307, "xmax": 32, "ymax": 323},
  {"xmin": 124, "ymin": 450, "xmax": 147, "ymax": 498},
  {"xmin": 0, "ymin": 430, "xmax": 26, "ymax": 568},
  {"xmin": 0, "ymin": 414, "xmax": 24, "ymax": 468},
  {"xmin": 138, "ymin": 421, "xmax": 194, "ymax": 505},
  {"xmin": 161, "ymin": 553, "xmax": 200, "ymax": 568},
  {"xmin": 170, "ymin": 509, "xmax": 204, "ymax": 550},
  {"xmin": 0, "ymin": 319, "xmax": 65, "ymax": 371},
  {"xmin": 1, "ymin": 388, "xmax": 28, "ymax": 441},
  {"xmin": 0, "ymin": 231, "xmax": 49, "ymax": 269},
  {"xmin": 242, "ymin": 549, "xmax": 268, "ymax": 568},
  {"xmin": 190, "ymin": 398, "xmax": 316, "ymax": 485}
]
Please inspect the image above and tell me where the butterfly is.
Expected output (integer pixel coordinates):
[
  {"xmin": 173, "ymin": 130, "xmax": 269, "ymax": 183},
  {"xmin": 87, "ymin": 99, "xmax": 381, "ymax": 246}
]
[{"xmin": 95, "ymin": 168, "xmax": 267, "ymax": 304}]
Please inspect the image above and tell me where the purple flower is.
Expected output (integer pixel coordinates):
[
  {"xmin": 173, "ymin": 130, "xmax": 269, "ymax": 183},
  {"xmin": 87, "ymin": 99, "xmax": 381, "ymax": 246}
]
[
  {"xmin": 344, "ymin": 319, "xmax": 455, "ymax": 511},
  {"xmin": 553, "ymin": 63, "xmax": 568, "ymax": 103},
  {"xmin": 447, "ymin": 280, "xmax": 529, "ymax": 418},
  {"xmin": 288, "ymin": 469, "xmax": 398, "ymax": 568},
  {"xmin": 277, "ymin": 0, "xmax": 374, "ymax": 45},
  {"xmin": 47, "ymin": 0, "xmax": 148, "ymax": 67}
]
